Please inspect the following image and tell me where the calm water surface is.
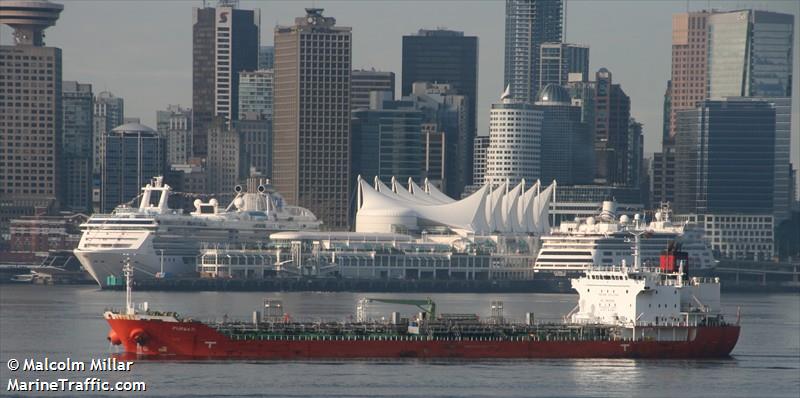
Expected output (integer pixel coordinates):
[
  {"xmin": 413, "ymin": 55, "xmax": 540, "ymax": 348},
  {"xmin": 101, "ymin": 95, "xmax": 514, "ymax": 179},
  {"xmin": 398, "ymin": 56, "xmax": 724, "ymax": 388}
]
[{"xmin": 1, "ymin": 285, "xmax": 798, "ymax": 397}]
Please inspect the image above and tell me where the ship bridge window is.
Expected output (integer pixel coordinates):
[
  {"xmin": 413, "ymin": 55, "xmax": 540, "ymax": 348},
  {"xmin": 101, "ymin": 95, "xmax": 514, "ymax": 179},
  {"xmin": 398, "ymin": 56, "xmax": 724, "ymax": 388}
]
[{"xmin": 199, "ymin": 205, "xmax": 215, "ymax": 214}]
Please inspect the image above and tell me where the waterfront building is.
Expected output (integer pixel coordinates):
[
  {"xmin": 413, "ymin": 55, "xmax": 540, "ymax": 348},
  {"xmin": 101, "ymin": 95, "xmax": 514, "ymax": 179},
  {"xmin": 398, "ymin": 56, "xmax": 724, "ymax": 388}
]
[
  {"xmin": 674, "ymin": 99, "xmax": 776, "ymax": 216},
  {"xmin": 548, "ymin": 185, "xmax": 644, "ymax": 226},
  {"xmin": 484, "ymin": 87, "xmax": 542, "ymax": 187},
  {"xmin": 351, "ymin": 69, "xmax": 395, "ymax": 110},
  {"xmin": 593, "ymin": 68, "xmax": 631, "ymax": 185},
  {"xmin": 9, "ymin": 213, "xmax": 86, "ymax": 261},
  {"xmin": 238, "ymin": 69, "xmax": 273, "ymax": 120},
  {"xmin": 402, "ymin": 29, "xmax": 478, "ymax": 195},
  {"xmin": 156, "ymin": 105, "xmax": 193, "ymax": 166},
  {"xmin": 674, "ymin": 214, "xmax": 774, "ymax": 261},
  {"xmin": 258, "ymin": 45, "xmax": 274, "ymax": 69},
  {"xmin": 62, "ymin": 81, "xmax": 94, "ymax": 213},
  {"xmin": 538, "ymin": 43, "xmax": 589, "ymax": 88},
  {"xmin": 273, "ymin": 8, "xmax": 352, "ymax": 229},
  {"xmin": 0, "ymin": 0, "xmax": 64, "ymax": 242},
  {"xmin": 504, "ymin": 0, "xmax": 563, "ymax": 103},
  {"xmin": 351, "ymin": 92, "xmax": 424, "ymax": 187},
  {"xmin": 101, "ymin": 123, "xmax": 165, "ymax": 212},
  {"xmin": 533, "ymin": 84, "xmax": 592, "ymax": 186},
  {"xmin": 192, "ymin": 1, "xmax": 259, "ymax": 158},
  {"xmin": 707, "ymin": 10, "xmax": 794, "ymax": 99}
]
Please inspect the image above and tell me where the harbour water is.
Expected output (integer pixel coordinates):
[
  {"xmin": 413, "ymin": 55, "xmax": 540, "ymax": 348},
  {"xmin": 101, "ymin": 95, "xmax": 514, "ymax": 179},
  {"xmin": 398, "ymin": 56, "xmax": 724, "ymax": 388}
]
[{"xmin": 1, "ymin": 285, "xmax": 798, "ymax": 397}]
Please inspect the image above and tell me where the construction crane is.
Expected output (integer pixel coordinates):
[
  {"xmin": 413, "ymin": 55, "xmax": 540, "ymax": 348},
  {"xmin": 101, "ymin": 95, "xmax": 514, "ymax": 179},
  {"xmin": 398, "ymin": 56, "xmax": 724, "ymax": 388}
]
[{"xmin": 358, "ymin": 297, "xmax": 437, "ymax": 321}]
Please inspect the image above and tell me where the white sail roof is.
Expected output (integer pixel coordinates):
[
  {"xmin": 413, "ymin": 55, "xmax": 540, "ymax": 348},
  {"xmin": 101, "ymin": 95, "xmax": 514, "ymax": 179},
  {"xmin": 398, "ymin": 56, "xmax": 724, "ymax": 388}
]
[
  {"xmin": 408, "ymin": 178, "xmax": 448, "ymax": 204},
  {"xmin": 356, "ymin": 176, "xmax": 553, "ymax": 236},
  {"xmin": 392, "ymin": 177, "xmax": 439, "ymax": 205},
  {"xmin": 424, "ymin": 178, "xmax": 455, "ymax": 203}
]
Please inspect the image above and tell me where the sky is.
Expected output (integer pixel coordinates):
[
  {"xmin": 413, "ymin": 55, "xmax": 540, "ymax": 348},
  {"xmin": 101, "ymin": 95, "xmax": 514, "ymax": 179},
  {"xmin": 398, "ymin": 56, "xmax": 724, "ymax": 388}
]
[{"xmin": 1, "ymin": 0, "xmax": 798, "ymax": 173}]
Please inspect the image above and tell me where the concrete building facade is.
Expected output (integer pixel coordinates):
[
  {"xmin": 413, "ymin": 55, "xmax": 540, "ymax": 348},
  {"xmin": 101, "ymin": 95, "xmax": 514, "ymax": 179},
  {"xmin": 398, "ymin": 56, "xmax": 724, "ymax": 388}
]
[{"xmin": 273, "ymin": 8, "xmax": 352, "ymax": 229}]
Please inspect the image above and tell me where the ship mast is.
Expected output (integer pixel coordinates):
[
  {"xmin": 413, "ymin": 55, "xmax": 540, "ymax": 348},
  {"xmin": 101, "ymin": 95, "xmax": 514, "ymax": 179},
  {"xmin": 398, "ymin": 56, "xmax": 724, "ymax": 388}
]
[
  {"xmin": 628, "ymin": 216, "xmax": 645, "ymax": 272},
  {"xmin": 123, "ymin": 254, "xmax": 134, "ymax": 315}
]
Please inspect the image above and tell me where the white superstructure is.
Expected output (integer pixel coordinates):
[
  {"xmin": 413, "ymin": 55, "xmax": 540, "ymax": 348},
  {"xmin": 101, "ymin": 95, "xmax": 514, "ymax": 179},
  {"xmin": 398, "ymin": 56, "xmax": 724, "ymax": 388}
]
[
  {"xmin": 535, "ymin": 201, "xmax": 715, "ymax": 272},
  {"xmin": 74, "ymin": 177, "xmax": 321, "ymax": 287},
  {"xmin": 568, "ymin": 234, "xmax": 724, "ymax": 340}
]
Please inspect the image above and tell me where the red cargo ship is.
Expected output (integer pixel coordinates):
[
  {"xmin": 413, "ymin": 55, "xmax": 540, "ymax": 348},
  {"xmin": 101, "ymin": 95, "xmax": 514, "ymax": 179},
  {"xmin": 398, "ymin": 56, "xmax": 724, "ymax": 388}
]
[{"xmin": 105, "ymin": 243, "xmax": 740, "ymax": 359}]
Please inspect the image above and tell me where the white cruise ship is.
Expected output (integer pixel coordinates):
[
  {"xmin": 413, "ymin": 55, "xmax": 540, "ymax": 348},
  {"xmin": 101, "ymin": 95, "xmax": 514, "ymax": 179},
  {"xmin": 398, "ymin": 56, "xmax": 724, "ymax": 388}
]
[
  {"xmin": 74, "ymin": 177, "xmax": 321, "ymax": 287},
  {"xmin": 534, "ymin": 201, "xmax": 715, "ymax": 273}
]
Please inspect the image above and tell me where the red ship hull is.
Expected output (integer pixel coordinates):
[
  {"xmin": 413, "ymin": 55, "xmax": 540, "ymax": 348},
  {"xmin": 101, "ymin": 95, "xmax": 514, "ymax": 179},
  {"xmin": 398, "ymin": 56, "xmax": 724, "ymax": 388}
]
[{"xmin": 106, "ymin": 318, "xmax": 740, "ymax": 359}]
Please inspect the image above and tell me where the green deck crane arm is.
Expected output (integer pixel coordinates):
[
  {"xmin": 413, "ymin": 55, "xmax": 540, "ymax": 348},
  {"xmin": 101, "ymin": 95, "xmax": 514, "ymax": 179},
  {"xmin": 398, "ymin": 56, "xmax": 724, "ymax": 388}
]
[{"xmin": 364, "ymin": 298, "xmax": 437, "ymax": 319}]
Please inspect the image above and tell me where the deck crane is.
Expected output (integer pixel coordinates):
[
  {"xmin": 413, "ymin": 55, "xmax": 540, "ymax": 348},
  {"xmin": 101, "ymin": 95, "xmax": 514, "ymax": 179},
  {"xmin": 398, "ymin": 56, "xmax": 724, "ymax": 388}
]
[{"xmin": 357, "ymin": 297, "xmax": 437, "ymax": 322}]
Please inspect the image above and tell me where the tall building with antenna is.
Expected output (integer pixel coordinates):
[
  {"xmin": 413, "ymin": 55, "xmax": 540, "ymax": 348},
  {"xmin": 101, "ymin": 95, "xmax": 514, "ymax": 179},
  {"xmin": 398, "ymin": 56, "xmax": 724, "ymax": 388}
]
[
  {"xmin": 192, "ymin": 0, "xmax": 259, "ymax": 158},
  {"xmin": 0, "ymin": 1, "xmax": 65, "ymax": 239},
  {"xmin": 273, "ymin": 8, "xmax": 352, "ymax": 229}
]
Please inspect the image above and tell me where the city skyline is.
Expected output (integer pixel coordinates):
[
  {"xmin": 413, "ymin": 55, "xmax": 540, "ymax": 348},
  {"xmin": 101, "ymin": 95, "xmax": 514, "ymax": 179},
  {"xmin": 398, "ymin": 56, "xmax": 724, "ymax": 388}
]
[{"xmin": 1, "ymin": 0, "xmax": 796, "ymax": 171}]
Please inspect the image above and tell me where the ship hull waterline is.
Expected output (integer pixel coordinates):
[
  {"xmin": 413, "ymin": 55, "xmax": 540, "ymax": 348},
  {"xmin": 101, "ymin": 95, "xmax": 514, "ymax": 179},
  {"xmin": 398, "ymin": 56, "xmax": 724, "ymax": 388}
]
[{"xmin": 106, "ymin": 318, "xmax": 740, "ymax": 360}]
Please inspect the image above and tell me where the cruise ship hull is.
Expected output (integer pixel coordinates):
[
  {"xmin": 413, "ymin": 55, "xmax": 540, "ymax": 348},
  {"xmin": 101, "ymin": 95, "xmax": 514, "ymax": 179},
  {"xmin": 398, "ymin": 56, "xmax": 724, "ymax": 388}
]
[
  {"xmin": 106, "ymin": 317, "xmax": 740, "ymax": 359},
  {"xmin": 75, "ymin": 247, "xmax": 191, "ymax": 287}
]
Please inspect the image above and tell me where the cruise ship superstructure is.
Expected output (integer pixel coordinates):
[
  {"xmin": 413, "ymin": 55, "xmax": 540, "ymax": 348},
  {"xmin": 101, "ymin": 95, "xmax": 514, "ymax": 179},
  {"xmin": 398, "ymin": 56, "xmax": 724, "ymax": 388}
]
[
  {"xmin": 535, "ymin": 201, "xmax": 715, "ymax": 273},
  {"xmin": 74, "ymin": 177, "xmax": 321, "ymax": 287}
]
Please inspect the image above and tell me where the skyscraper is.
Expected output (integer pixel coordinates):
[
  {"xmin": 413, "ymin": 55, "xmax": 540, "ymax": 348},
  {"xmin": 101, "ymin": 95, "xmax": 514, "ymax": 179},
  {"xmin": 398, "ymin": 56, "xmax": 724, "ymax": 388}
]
[
  {"xmin": 669, "ymin": 10, "xmax": 714, "ymax": 140},
  {"xmin": 238, "ymin": 69, "xmax": 273, "ymax": 120},
  {"xmin": 707, "ymin": 10, "xmax": 794, "ymax": 99},
  {"xmin": 351, "ymin": 92, "xmax": 424, "ymax": 187},
  {"xmin": 101, "ymin": 123, "xmax": 165, "ymax": 212},
  {"xmin": 727, "ymin": 96, "xmax": 792, "ymax": 224},
  {"xmin": 156, "ymin": 105, "xmax": 193, "ymax": 166},
  {"xmin": 273, "ymin": 8, "xmax": 352, "ymax": 229},
  {"xmin": 192, "ymin": 1, "xmax": 259, "ymax": 158},
  {"xmin": 674, "ymin": 99, "xmax": 776, "ymax": 215},
  {"xmin": 538, "ymin": 42, "xmax": 589, "ymax": 88},
  {"xmin": 533, "ymin": 84, "xmax": 592, "ymax": 185},
  {"xmin": 403, "ymin": 82, "xmax": 469, "ymax": 197},
  {"xmin": 402, "ymin": 29, "xmax": 478, "ymax": 195},
  {"xmin": 485, "ymin": 87, "xmax": 542, "ymax": 187},
  {"xmin": 237, "ymin": 117, "xmax": 272, "ymax": 178},
  {"xmin": 205, "ymin": 120, "xmax": 241, "ymax": 196},
  {"xmin": 0, "ymin": 1, "xmax": 64, "ymax": 239},
  {"xmin": 593, "ymin": 68, "xmax": 631, "ymax": 185},
  {"xmin": 351, "ymin": 69, "xmax": 395, "ymax": 110},
  {"xmin": 62, "ymin": 81, "xmax": 94, "ymax": 213},
  {"xmin": 92, "ymin": 91, "xmax": 124, "ymax": 174},
  {"xmin": 503, "ymin": 0, "xmax": 563, "ymax": 103}
]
